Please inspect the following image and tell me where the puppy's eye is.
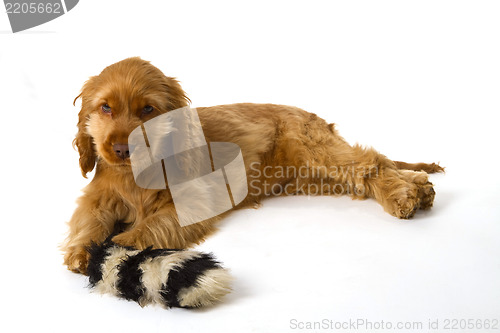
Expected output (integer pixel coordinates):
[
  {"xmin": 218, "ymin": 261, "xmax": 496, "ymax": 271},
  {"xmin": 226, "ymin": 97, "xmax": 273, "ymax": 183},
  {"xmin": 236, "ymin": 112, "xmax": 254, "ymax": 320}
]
[
  {"xmin": 143, "ymin": 105, "xmax": 154, "ymax": 115},
  {"xmin": 101, "ymin": 104, "xmax": 111, "ymax": 114}
]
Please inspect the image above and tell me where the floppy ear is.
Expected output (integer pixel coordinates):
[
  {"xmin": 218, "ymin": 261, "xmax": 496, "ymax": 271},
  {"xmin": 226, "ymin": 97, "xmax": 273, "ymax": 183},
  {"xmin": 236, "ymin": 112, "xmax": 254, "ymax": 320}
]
[
  {"xmin": 73, "ymin": 79, "xmax": 97, "ymax": 178},
  {"xmin": 162, "ymin": 76, "xmax": 191, "ymax": 110}
]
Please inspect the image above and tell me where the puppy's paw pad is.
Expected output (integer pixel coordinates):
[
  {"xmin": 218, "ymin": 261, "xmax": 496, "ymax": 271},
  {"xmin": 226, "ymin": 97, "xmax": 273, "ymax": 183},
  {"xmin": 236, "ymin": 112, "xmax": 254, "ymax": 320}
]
[
  {"xmin": 418, "ymin": 182, "xmax": 435, "ymax": 210},
  {"xmin": 394, "ymin": 198, "xmax": 419, "ymax": 219},
  {"xmin": 389, "ymin": 187, "xmax": 420, "ymax": 219}
]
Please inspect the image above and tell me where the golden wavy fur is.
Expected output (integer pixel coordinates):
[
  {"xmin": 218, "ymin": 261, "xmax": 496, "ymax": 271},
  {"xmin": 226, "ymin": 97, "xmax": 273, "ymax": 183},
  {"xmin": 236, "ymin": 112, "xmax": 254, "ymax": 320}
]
[{"xmin": 63, "ymin": 57, "xmax": 443, "ymax": 274}]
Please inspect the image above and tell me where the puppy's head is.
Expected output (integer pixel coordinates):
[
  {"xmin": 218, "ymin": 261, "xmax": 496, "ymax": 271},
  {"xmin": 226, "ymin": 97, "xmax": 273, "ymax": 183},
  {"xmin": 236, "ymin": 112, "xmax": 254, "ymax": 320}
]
[{"xmin": 74, "ymin": 57, "xmax": 189, "ymax": 177}]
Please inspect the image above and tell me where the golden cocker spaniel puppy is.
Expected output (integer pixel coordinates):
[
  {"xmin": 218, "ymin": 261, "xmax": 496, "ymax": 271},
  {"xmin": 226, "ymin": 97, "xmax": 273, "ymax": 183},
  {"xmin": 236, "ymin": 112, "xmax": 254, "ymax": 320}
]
[{"xmin": 63, "ymin": 57, "xmax": 443, "ymax": 274}]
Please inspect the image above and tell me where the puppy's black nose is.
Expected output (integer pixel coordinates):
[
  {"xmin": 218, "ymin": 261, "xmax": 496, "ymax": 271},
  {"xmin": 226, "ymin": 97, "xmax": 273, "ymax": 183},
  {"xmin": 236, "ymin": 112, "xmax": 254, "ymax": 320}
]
[{"xmin": 113, "ymin": 144, "xmax": 130, "ymax": 159}]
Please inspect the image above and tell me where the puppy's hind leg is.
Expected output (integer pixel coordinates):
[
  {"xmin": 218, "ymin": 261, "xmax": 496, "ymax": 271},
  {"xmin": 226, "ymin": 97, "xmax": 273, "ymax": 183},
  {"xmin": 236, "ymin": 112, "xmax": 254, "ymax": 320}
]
[
  {"xmin": 340, "ymin": 146, "xmax": 425, "ymax": 219},
  {"xmin": 394, "ymin": 161, "xmax": 444, "ymax": 174},
  {"xmin": 398, "ymin": 169, "xmax": 436, "ymax": 211}
]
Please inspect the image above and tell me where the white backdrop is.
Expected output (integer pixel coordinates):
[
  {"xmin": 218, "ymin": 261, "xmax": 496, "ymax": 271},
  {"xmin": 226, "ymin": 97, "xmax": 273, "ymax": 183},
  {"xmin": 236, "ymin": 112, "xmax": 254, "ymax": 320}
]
[{"xmin": 1, "ymin": 1, "xmax": 499, "ymax": 332}]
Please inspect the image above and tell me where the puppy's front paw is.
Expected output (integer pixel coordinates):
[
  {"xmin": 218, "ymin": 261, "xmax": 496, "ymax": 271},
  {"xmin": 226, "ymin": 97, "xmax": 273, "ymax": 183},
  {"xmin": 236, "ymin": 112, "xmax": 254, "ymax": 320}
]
[
  {"xmin": 64, "ymin": 246, "xmax": 91, "ymax": 274},
  {"xmin": 112, "ymin": 231, "xmax": 141, "ymax": 249}
]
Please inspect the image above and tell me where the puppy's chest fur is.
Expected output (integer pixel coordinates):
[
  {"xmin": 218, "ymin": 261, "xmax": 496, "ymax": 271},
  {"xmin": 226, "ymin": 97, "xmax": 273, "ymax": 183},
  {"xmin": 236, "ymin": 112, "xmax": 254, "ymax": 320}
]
[{"xmin": 101, "ymin": 167, "xmax": 173, "ymax": 223}]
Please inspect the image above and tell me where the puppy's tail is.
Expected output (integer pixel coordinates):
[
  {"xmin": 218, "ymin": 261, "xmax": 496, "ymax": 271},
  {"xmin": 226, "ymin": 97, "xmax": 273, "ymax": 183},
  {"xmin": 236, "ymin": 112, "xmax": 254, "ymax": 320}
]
[
  {"xmin": 394, "ymin": 161, "xmax": 445, "ymax": 174},
  {"xmin": 86, "ymin": 240, "xmax": 232, "ymax": 309}
]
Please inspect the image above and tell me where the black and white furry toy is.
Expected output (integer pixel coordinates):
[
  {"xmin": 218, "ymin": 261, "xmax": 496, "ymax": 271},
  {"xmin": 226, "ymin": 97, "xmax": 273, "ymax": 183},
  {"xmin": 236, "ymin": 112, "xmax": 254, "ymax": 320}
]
[{"xmin": 86, "ymin": 236, "xmax": 232, "ymax": 309}]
